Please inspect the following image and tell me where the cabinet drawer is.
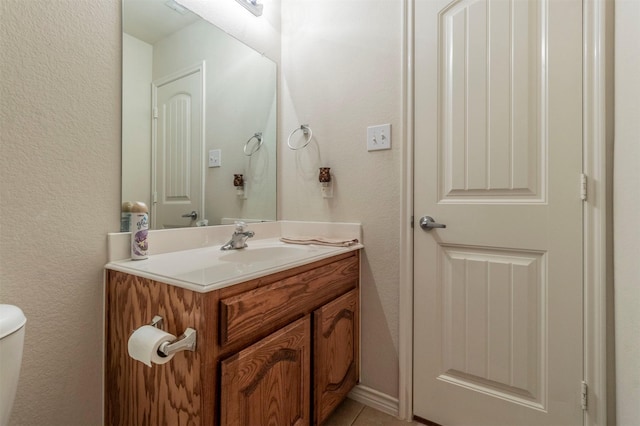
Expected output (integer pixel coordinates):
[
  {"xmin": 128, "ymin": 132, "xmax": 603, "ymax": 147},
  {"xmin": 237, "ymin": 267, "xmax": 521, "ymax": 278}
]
[{"xmin": 220, "ymin": 254, "xmax": 358, "ymax": 346}]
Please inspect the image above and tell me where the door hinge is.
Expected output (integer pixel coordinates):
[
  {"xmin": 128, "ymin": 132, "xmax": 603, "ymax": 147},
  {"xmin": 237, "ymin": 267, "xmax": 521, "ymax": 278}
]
[
  {"xmin": 580, "ymin": 173, "xmax": 588, "ymax": 201},
  {"xmin": 153, "ymin": 107, "xmax": 159, "ymax": 119},
  {"xmin": 152, "ymin": 191, "xmax": 158, "ymax": 204},
  {"xmin": 581, "ymin": 381, "xmax": 588, "ymax": 410}
]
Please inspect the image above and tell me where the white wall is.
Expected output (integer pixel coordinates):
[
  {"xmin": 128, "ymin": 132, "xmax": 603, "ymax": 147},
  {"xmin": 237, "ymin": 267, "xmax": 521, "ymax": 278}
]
[
  {"xmin": 122, "ymin": 33, "xmax": 153, "ymax": 211},
  {"xmin": 280, "ymin": 0, "xmax": 403, "ymax": 398},
  {"xmin": 0, "ymin": 0, "xmax": 121, "ymax": 424},
  {"xmin": 614, "ymin": 1, "xmax": 640, "ymax": 424}
]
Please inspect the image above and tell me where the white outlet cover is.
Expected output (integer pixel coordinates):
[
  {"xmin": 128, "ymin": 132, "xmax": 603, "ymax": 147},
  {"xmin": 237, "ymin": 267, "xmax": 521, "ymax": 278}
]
[
  {"xmin": 208, "ymin": 149, "xmax": 221, "ymax": 167},
  {"xmin": 367, "ymin": 124, "xmax": 391, "ymax": 151}
]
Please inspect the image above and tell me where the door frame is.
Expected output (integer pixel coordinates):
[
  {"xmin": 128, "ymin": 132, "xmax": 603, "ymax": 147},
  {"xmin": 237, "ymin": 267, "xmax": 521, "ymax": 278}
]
[
  {"xmin": 397, "ymin": 1, "xmax": 613, "ymax": 425},
  {"xmin": 150, "ymin": 61, "xmax": 207, "ymax": 228}
]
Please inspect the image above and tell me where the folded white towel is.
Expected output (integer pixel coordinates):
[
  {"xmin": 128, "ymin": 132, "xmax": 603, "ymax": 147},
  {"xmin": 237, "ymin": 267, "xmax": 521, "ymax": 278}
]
[{"xmin": 280, "ymin": 236, "xmax": 359, "ymax": 247}]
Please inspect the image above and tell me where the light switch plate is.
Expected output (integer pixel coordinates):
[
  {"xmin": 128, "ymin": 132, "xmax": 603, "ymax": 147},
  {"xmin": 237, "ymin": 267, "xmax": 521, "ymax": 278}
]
[
  {"xmin": 208, "ymin": 149, "xmax": 221, "ymax": 167},
  {"xmin": 367, "ymin": 124, "xmax": 391, "ymax": 151}
]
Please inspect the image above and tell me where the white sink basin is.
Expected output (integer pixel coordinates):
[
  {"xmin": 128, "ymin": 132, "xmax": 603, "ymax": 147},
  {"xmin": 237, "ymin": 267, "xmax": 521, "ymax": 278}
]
[{"xmin": 106, "ymin": 238, "xmax": 359, "ymax": 292}]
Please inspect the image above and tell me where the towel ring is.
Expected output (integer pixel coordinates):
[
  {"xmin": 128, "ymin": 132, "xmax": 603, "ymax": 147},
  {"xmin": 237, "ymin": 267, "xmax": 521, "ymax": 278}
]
[
  {"xmin": 287, "ymin": 125, "xmax": 313, "ymax": 150},
  {"xmin": 243, "ymin": 132, "xmax": 263, "ymax": 156}
]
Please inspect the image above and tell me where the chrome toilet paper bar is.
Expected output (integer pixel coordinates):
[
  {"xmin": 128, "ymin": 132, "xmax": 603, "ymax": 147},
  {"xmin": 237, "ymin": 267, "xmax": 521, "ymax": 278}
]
[
  {"xmin": 157, "ymin": 328, "xmax": 196, "ymax": 358},
  {"xmin": 149, "ymin": 315, "xmax": 163, "ymax": 329},
  {"xmin": 147, "ymin": 315, "xmax": 197, "ymax": 358}
]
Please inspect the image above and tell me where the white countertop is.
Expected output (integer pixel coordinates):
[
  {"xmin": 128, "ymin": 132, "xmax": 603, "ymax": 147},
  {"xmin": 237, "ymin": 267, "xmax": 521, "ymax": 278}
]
[{"xmin": 105, "ymin": 222, "xmax": 363, "ymax": 293}]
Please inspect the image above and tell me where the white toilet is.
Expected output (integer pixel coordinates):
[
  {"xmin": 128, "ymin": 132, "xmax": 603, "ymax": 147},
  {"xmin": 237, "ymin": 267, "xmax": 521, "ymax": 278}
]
[{"xmin": 0, "ymin": 305, "xmax": 26, "ymax": 426}]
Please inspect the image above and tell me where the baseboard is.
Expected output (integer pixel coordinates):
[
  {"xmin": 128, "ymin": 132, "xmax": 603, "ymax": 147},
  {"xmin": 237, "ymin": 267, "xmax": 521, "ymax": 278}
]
[{"xmin": 348, "ymin": 384, "xmax": 399, "ymax": 418}]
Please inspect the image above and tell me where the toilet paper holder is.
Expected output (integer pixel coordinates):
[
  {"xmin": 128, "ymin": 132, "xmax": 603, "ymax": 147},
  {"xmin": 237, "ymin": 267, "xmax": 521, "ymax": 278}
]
[{"xmin": 149, "ymin": 315, "xmax": 197, "ymax": 357}]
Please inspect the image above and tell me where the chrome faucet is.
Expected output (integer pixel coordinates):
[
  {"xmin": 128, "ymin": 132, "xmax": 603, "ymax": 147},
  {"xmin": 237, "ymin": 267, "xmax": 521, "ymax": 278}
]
[{"xmin": 220, "ymin": 221, "xmax": 255, "ymax": 250}]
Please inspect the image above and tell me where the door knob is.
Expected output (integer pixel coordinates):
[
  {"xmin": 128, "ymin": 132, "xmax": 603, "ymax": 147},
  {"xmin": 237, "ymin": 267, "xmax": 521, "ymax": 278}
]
[
  {"xmin": 181, "ymin": 211, "xmax": 198, "ymax": 220},
  {"xmin": 419, "ymin": 216, "xmax": 446, "ymax": 230}
]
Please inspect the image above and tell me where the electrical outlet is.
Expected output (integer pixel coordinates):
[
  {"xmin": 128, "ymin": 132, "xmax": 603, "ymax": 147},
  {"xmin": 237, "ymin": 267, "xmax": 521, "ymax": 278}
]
[
  {"xmin": 367, "ymin": 124, "xmax": 391, "ymax": 151},
  {"xmin": 208, "ymin": 149, "xmax": 221, "ymax": 167}
]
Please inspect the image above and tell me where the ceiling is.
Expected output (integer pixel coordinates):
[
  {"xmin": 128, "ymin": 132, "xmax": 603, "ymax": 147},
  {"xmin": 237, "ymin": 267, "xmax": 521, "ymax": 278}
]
[{"xmin": 123, "ymin": 0, "xmax": 200, "ymax": 44}]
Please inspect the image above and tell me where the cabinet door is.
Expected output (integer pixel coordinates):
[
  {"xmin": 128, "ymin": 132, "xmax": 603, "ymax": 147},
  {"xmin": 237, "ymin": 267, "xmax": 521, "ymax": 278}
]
[
  {"xmin": 220, "ymin": 316, "xmax": 311, "ymax": 426},
  {"xmin": 314, "ymin": 289, "xmax": 359, "ymax": 425}
]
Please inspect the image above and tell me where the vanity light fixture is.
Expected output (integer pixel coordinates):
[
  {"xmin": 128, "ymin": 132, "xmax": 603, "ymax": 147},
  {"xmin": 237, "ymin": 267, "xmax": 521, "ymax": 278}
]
[
  {"xmin": 235, "ymin": 0, "xmax": 263, "ymax": 17},
  {"xmin": 164, "ymin": 0, "xmax": 188, "ymax": 15}
]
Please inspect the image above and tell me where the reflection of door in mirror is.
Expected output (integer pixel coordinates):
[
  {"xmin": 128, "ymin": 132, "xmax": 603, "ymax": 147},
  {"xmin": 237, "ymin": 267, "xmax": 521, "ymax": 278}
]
[{"xmin": 152, "ymin": 64, "xmax": 204, "ymax": 229}]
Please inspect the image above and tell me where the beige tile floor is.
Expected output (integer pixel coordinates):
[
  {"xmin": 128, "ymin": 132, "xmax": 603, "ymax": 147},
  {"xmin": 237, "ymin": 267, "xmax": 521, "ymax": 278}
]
[{"xmin": 323, "ymin": 398, "xmax": 420, "ymax": 426}]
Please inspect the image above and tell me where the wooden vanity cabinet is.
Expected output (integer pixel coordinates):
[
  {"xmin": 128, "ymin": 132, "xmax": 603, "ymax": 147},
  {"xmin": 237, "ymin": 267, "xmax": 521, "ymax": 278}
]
[
  {"xmin": 220, "ymin": 316, "xmax": 311, "ymax": 426},
  {"xmin": 313, "ymin": 289, "xmax": 359, "ymax": 425},
  {"xmin": 105, "ymin": 250, "xmax": 360, "ymax": 426}
]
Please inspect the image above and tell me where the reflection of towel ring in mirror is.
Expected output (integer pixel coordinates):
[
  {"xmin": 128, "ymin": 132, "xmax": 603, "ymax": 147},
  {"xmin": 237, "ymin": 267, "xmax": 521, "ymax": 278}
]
[
  {"xmin": 287, "ymin": 124, "xmax": 313, "ymax": 150},
  {"xmin": 243, "ymin": 132, "xmax": 263, "ymax": 156}
]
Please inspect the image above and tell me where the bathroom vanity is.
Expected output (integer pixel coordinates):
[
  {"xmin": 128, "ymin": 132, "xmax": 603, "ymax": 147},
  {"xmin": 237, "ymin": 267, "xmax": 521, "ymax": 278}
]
[{"xmin": 104, "ymin": 226, "xmax": 361, "ymax": 426}]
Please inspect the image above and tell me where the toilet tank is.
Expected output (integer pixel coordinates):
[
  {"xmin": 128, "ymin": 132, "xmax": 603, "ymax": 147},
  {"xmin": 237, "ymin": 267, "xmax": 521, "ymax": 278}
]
[{"xmin": 0, "ymin": 305, "xmax": 26, "ymax": 426}]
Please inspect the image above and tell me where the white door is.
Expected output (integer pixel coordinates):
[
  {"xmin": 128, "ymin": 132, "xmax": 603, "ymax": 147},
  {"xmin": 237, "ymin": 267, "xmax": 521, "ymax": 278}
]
[
  {"xmin": 152, "ymin": 64, "xmax": 204, "ymax": 229},
  {"xmin": 413, "ymin": 0, "xmax": 584, "ymax": 424}
]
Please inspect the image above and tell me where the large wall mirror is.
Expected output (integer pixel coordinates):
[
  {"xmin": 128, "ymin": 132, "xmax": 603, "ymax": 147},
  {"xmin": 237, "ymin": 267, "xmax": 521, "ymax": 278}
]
[{"xmin": 122, "ymin": 0, "xmax": 277, "ymax": 230}]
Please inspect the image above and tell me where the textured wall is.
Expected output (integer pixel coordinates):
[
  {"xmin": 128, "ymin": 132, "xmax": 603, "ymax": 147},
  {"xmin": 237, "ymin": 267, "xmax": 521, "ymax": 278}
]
[
  {"xmin": 280, "ymin": 0, "xmax": 403, "ymax": 398},
  {"xmin": 614, "ymin": 1, "xmax": 640, "ymax": 424},
  {"xmin": 0, "ymin": 0, "xmax": 121, "ymax": 424}
]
